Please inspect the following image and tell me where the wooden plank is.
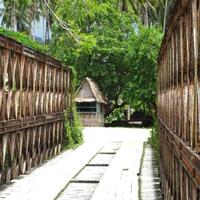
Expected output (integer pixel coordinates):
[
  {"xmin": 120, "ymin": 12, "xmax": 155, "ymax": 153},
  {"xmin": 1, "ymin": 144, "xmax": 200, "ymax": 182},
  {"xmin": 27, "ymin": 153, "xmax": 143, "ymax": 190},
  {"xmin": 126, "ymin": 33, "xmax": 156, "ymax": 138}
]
[
  {"xmin": 191, "ymin": 0, "xmax": 198, "ymax": 149},
  {"xmin": 139, "ymin": 145, "xmax": 163, "ymax": 200},
  {"xmin": 72, "ymin": 166, "xmax": 107, "ymax": 182},
  {"xmin": 57, "ymin": 183, "xmax": 98, "ymax": 200},
  {"xmin": 0, "ymin": 33, "xmax": 71, "ymax": 186}
]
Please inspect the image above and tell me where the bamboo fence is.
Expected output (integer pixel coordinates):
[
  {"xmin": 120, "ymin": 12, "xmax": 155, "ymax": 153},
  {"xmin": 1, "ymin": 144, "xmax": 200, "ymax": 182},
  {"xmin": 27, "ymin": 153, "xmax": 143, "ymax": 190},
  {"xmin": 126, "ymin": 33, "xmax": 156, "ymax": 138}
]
[
  {"xmin": 0, "ymin": 35, "xmax": 72, "ymax": 185},
  {"xmin": 158, "ymin": 0, "xmax": 200, "ymax": 199}
]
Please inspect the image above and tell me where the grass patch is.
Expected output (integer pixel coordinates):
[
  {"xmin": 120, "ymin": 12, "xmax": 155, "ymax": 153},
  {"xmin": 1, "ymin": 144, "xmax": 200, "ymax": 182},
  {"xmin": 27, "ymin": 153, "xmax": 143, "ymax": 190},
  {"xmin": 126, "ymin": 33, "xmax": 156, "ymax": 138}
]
[{"xmin": 148, "ymin": 119, "xmax": 159, "ymax": 160}]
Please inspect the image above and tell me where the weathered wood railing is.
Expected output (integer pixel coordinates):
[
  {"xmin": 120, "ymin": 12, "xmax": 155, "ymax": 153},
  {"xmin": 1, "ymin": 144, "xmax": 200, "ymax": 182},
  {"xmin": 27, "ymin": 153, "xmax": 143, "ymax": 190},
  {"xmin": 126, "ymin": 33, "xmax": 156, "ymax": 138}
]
[
  {"xmin": 158, "ymin": 0, "xmax": 200, "ymax": 199},
  {"xmin": 0, "ymin": 35, "xmax": 72, "ymax": 185}
]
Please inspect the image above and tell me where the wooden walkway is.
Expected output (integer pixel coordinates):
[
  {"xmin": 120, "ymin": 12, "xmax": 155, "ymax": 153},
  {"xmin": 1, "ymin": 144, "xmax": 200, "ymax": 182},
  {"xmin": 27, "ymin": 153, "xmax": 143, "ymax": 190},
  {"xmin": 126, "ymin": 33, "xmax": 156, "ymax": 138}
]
[
  {"xmin": 139, "ymin": 144, "xmax": 163, "ymax": 200},
  {"xmin": 56, "ymin": 140, "xmax": 141, "ymax": 200},
  {"xmin": 56, "ymin": 142, "xmax": 121, "ymax": 200},
  {"xmin": 0, "ymin": 128, "xmax": 158, "ymax": 200}
]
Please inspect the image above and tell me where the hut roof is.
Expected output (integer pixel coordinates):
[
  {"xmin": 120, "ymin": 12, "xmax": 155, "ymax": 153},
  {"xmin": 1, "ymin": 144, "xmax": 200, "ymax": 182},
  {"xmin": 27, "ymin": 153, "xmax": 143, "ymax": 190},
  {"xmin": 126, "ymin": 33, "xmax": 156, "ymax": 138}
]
[{"xmin": 75, "ymin": 77, "xmax": 107, "ymax": 104}]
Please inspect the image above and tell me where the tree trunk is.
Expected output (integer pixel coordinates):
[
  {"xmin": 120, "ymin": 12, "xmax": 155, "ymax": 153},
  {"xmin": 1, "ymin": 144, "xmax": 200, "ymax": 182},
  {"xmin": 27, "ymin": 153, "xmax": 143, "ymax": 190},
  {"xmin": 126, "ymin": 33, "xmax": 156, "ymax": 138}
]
[
  {"xmin": 45, "ymin": 15, "xmax": 50, "ymax": 44},
  {"xmin": 11, "ymin": 1, "xmax": 17, "ymax": 32},
  {"xmin": 43, "ymin": 17, "xmax": 45, "ymax": 42},
  {"xmin": 121, "ymin": 0, "xmax": 127, "ymax": 12},
  {"xmin": 163, "ymin": 0, "xmax": 168, "ymax": 32},
  {"xmin": 144, "ymin": 3, "xmax": 149, "ymax": 27}
]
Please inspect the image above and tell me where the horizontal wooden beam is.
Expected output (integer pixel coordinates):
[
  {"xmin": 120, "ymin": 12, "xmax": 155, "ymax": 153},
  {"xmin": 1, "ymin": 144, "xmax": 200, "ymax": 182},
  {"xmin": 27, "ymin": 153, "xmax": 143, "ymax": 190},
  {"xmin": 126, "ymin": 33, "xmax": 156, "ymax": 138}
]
[
  {"xmin": 0, "ymin": 112, "xmax": 64, "ymax": 135},
  {"xmin": 158, "ymin": 113, "xmax": 200, "ymax": 188}
]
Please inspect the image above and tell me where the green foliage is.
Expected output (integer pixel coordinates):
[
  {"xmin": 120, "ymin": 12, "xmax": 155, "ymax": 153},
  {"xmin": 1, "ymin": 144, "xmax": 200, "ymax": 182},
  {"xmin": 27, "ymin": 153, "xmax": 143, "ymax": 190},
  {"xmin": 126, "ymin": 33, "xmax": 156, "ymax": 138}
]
[
  {"xmin": 123, "ymin": 26, "xmax": 163, "ymax": 113},
  {"xmin": 106, "ymin": 107, "xmax": 126, "ymax": 123},
  {"xmin": 64, "ymin": 104, "xmax": 83, "ymax": 148},
  {"xmin": 0, "ymin": 0, "xmax": 54, "ymax": 43},
  {"xmin": 70, "ymin": 105, "xmax": 83, "ymax": 144},
  {"xmin": 0, "ymin": 27, "xmax": 49, "ymax": 53},
  {"xmin": 51, "ymin": 0, "xmax": 163, "ymax": 115},
  {"xmin": 1, "ymin": 0, "xmax": 31, "ymax": 32},
  {"xmin": 64, "ymin": 111, "xmax": 74, "ymax": 148},
  {"xmin": 63, "ymin": 65, "xmax": 83, "ymax": 147},
  {"xmin": 149, "ymin": 119, "xmax": 159, "ymax": 159}
]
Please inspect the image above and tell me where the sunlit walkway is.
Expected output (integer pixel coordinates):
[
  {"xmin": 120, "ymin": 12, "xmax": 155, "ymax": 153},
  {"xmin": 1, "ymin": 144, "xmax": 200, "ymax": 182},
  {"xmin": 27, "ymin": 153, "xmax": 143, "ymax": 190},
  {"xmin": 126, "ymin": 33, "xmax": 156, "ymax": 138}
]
[
  {"xmin": 139, "ymin": 144, "xmax": 163, "ymax": 200},
  {"xmin": 0, "ymin": 128, "xmax": 151, "ymax": 200}
]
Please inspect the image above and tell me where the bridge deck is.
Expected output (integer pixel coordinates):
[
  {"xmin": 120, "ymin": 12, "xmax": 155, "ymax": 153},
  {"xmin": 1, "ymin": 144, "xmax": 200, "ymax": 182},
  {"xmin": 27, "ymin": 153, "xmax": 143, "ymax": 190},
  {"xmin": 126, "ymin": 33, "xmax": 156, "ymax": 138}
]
[
  {"xmin": 0, "ymin": 128, "xmax": 160, "ymax": 200},
  {"xmin": 139, "ymin": 144, "xmax": 163, "ymax": 200}
]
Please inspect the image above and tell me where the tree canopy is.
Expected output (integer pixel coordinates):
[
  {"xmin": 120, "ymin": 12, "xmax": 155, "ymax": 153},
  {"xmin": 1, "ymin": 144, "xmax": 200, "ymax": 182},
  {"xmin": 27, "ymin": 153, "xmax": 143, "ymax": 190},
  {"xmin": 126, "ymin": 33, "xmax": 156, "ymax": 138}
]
[
  {"xmin": 50, "ymin": 0, "xmax": 163, "ymax": 115},
  {"xmin": 0, "ymin": 0, "xmax": 174, "ymax": 39},
  {"xmin": 0, "ymin": 0, "xmax": 165, "ymax": 116}
]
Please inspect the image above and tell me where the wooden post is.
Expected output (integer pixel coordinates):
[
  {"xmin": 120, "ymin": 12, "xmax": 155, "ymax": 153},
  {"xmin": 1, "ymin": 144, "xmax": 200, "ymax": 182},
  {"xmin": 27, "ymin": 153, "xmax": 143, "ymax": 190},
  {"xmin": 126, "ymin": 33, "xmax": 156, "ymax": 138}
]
[
  {"xmin": 127, "ymin": 105, "xmax": 131, "ymax": 121},
  {"xmin": 192, "ymin": 0, "xmax": 198, "ymax": 149}
]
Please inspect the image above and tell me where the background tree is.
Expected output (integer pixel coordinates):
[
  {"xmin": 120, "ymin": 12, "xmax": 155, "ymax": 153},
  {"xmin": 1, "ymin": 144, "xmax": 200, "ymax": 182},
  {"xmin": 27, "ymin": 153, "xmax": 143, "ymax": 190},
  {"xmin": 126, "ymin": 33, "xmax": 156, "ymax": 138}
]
[
  {"xmin": 0, "ymin": 0, "xmax": 55, "ymax": 42},
  {"xmin": 29, "ymin": 0, "xmax": 42, "ymax": 38},
  {"xmin": 123, "ymin": 26, "xmax": 162, "ymax": 113},
  {"xmin": 0, "ymin": 0, "xmax": 173, "ymax": 38},
  {"xmin": 50, "ymin": 0, "xmax": 162, "ymax": 116},
  {"xmin": 117, "ymin": 0, "xmax": 176, "ymax": 30},
  {"xmin": 0, "ymin": 0, "xmax": 163, "ymax": 116},
  {"xmin": 0, "ymin": 0, "xmax": 31, "ymax": 32}
]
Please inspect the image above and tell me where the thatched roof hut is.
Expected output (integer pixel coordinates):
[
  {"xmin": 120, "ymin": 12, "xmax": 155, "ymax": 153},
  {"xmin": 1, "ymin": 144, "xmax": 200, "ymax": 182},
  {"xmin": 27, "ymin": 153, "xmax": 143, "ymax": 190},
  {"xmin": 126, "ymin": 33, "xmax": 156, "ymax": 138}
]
[
  {"xmin": 75, "ymin": 77, "xmax": 107, "ymax": 104},
  {"xmin": 75, "ymin": 77, "xmax": 107, "ymax": 127}
]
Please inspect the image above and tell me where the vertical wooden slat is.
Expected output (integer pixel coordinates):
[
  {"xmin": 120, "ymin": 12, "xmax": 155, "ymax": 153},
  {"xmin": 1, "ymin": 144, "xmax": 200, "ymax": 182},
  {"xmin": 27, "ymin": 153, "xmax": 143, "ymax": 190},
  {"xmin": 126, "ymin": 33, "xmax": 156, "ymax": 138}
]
[
  {"xmin": 2, "ymin": 134, "xmax": 8, "ymax": 172},
  {"xmin": 192, "ymin": 0, "xmax": 198, "ymax": 149},
  {"xmin": 0, "ymin": 36, "xmax": 71, "ymax": 186},
  {"xmin": 158, "ymin": 0, "xmax": 200, "ymax": 199},
  {"xmin": 2, "ymin": 50, "xmax": 9, "ymax": 91}
]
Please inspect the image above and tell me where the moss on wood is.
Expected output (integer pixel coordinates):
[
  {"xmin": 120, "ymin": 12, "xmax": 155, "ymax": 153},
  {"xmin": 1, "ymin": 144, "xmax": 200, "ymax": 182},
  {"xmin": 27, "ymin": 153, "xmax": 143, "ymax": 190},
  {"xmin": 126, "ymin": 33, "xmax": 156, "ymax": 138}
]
[{"xmin": 0, "ymin": 28, "xmax": 49, "ymax": 54}]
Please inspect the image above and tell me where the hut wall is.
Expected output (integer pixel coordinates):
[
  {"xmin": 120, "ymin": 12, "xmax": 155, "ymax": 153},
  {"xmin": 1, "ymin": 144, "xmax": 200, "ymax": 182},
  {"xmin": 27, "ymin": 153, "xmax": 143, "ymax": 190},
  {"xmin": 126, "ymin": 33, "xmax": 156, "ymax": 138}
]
[
  {"xmin": 0, "ymin": 35, "xmax": 72, "ymax": 185},
  {"xmin": 79, "ymin": 113, "xmax": 104, "ymax": 127},
  {"xmin": 96, "ymin": 103, "xmax": 101, "ymax": 114}
]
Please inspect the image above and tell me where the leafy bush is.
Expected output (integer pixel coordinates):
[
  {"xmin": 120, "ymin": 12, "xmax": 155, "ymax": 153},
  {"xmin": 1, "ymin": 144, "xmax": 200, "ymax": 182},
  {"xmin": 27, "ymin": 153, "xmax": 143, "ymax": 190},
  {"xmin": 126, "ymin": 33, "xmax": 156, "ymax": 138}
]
[
  {"xmin": 64, "ymin": 111, "xmax": 74, "ymax": 148},
  {"xmin": 64, "ymin": 104, "xmax": 83, "ymax": 148},
  {"xmin": 106, "ymin": 107, "xmax": 126, "ymax": 123},
  {"xmin": 70, "ymin": 105, "xmax": 83, "ymax": 144}
]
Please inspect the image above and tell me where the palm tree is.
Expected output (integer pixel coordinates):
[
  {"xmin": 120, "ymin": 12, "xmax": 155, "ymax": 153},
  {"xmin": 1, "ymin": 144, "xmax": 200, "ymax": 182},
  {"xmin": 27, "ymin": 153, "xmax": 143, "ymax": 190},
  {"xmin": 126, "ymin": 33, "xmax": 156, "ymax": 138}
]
[
  {"xmin": 28, "ymin": 0, "xmax": 42, "ymax": 39},
  {"xmin": 1, "ymin": 0, "xmax": 17, "ymax": 31},
  {"xmin": 118, "ymin": 0, "xmax": 176, "ymax": 28},
  {"xmin": 117, "ymin": 0, "xmax": 157, "ymax": 27},
  {"xmin": 40, "ymin": 0, "xmax": 56, "ymax": 44},
  {"xmin": 0, "ymin": 0, "xmax": 30, "ymax": 32},
  {"xmin": 152, "ymin": 0, "xmax": 175, "ymax": 30}
]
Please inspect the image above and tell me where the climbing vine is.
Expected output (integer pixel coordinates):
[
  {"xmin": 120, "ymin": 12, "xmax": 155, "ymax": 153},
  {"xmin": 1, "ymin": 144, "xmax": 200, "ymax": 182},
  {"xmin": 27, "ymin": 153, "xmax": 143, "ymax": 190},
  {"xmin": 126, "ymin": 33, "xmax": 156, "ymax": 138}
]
[
  {"xmin": 64, "ymin": 104, "xmax": 83, "ymax": 148},
  {"xmin": 63, "ymin": 69, "xmax": 83, "ymax": 148}
]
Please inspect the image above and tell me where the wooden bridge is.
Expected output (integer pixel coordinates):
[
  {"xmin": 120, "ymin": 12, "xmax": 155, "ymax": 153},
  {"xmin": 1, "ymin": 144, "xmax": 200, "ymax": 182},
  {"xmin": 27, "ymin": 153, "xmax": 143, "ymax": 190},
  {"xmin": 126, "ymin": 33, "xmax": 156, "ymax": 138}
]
[
  {"xmin": 1, "ymin": 0, "xmax": 200, "ymax": 199},
  {"xmin": 0, "ymin": 128, "xmax": 159, "ymax": 200},
  {"xmin": 0, "ymin": 34, "xmax": 72, "ymax": 185},
  {"xmin": 158, "ymin": 0, "xmax": 200, "ymax": 199},
  {"xmin": 0, "ymin": 33, "xmax": 163, "ymax": 199}
]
